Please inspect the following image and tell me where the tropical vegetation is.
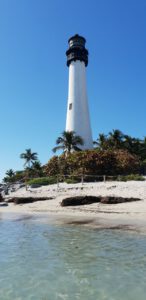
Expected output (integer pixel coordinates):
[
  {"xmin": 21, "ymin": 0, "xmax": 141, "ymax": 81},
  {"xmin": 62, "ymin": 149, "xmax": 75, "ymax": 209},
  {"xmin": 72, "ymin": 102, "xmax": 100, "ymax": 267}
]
[
  {"xmin": 27, "ymin": 176, "xmax": 57, "ymax": 186},
  {"xmin": 20, "ymin": 149, "xmax": 38, "ymax": 168},
  {"xmin": 2, "ymin": 129, "xmax": 146, "ymax": 184},
  {"xmin": 94, "ymin": 129, "xmax": 146, "ymax": 161},
  {"xmin": 52, "ymin": 131, "xmax": 84, "ymax": 154},
  {"xmin": 45, "ymin": 149, "xmax": 140, "ymax": 178}
]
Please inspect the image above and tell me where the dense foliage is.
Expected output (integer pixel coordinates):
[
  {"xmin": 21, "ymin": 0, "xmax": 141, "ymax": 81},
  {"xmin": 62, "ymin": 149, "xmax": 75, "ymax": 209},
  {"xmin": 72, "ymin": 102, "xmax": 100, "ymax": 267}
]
[
  {"xmin": 3, "ymin": 161, "xmax": 44, "ymax": 184},
  {"xmin": 45, "ymin": 149, "xmax": 140, "ymax": 177},
  {"xmin": 3, "ymin": 129, "xmax": 146, "ymax": 184},
  {"xmin": 3, "ymin": 170, "xmax": 25, "ymax": 183},
  {"xmin": 119, "ymin": 174, "xmax": 145, "ymax": 181},
  {"xmin": 94, "ymin": 129, "xmax": 146, "ymax": 161}
]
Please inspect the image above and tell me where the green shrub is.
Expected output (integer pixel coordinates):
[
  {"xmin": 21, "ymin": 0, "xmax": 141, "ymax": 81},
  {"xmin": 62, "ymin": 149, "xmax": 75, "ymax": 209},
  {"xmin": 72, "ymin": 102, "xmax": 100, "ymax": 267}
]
[
  {"xmin": 27, "ymin": 176, "xmax": 57, "ymax": 186},
  {"xmin": 83, "ymin": 175, "xmax": 104, "ymax": 182},
  {"xmin": 119, "ymin": 174, "xmax": 145, "ymax": 181},
  {"xmin": 65, "ymin": 177, "xmax": 81, "ymax": 184},
  {"xmin": 104, "ymin": 176, "xmax": 118, "ymax": 182}
]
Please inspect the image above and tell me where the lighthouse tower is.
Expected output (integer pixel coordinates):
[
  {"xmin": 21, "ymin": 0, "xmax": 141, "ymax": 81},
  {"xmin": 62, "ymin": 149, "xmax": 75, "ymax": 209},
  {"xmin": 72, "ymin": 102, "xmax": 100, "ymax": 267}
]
[{"xmin": 66, "ymin": 34, "xmax": 93, "ymax": 150}]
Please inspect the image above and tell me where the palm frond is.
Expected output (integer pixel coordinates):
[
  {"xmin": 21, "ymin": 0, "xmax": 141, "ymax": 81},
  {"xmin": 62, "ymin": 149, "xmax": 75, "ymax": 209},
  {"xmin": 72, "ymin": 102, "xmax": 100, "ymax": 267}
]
[{"xmin": 52, "ymin": 145, "xmax": 65, "ymax": 153}]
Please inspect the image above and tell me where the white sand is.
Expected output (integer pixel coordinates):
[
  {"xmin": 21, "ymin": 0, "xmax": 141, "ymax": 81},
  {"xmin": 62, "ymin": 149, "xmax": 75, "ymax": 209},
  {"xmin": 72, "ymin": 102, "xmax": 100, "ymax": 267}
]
[{"xmin": 1, "ymin": 181, "xmax": 146, "ymax": 232}]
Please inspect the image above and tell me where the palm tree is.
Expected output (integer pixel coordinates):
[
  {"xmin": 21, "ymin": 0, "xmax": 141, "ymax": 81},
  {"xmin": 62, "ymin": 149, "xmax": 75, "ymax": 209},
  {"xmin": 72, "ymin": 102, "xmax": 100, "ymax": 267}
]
[
  {"xmin": 123, "ymin": 134, "xmax": 133, "ymax": 151},
  {"xmin": 3, "ymin": 169, "xmax": 15, "ymax": 184},
  {"xmin": 108, "ymin": 129, "xmax": 124, "ymax": 149},
  {"xmin": 20, "ymin": 149, "xmax": 38, "ymax": 168},
  {"xmin": 52, "ymin": 131, "xmax": 84, "ymax": 155},
  {"xmin": 141, "ymin": 137, "xmax": 146, "ymax": 161},
  {"xmin": 94, "ymin": 133, "xmax": 108, "ymax": 150},
  {"xmin": 6, "ymin": 169, "xmax": 15, "ymax": 178},
  {"xmin": 32, "ymin": 160, "xmax": 43, "ymax": 177}
]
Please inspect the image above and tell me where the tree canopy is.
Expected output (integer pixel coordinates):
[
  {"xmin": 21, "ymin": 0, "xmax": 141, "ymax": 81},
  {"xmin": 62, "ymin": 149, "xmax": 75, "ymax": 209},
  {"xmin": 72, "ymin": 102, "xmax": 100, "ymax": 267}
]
[
  {"xmin": 52, "ymin": 131, "xmax": 84, "ymax": 154},
  {"xmin": 20, "ymin": 149, "xmax": 38, "ymax": 168}
]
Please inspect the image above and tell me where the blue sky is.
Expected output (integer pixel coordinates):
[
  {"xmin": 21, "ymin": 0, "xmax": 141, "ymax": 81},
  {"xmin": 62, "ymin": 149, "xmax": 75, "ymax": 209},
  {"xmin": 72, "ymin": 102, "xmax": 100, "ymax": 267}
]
[{"xmin": 0, "ymin": 0, "xmax": 146, "ymax": 181}]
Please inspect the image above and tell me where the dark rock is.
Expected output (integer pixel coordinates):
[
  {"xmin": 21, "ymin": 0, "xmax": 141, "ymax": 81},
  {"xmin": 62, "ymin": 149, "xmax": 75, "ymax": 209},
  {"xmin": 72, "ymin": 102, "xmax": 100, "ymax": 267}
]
[
  {"xmin": 61, "ymin": 195, "xmax": 141, "ymax": 206},
  {"xmin": 0, "ymin": 202, "xmax": 8, "ymax": 207},
  {"xmin": 100, "ymin": 196, "xmax": 141, "ymax": 204},
  {"xmin": 11, "ymin": 196, "xmax": 54, "ymax": 204},
  {"xmin": 0, "ymin": 193, "xmax": 4, "ymax": 202},
  {"xmin": 61, "ymin": 196, "xmax": 100, "ymax": 206},
  {"xmin": 4, "ymin": 189, "xmax": 9, "ymax": 195},
  {"xmin": 19, "ymin": 184, "xmax": 25, "ymax": 188},
  {"xmin": 30, "ymin": 184, "xmax": 41, "ymax": 188},
  {"xmin": 6, "ymin": 198, "xmax": 14, "ymax": 203}
]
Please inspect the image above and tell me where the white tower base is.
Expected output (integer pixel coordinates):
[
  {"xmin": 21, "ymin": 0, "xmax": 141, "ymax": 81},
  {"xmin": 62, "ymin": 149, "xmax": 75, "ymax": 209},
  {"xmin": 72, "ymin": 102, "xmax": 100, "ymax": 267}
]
[{"xmin": 66, "ymin": 60, "xmax": 93, "ymax": 150}]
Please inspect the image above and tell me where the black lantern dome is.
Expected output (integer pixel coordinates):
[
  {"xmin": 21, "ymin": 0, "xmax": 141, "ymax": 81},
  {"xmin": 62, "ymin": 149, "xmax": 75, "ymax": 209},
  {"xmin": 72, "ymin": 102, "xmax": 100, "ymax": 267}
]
[{"xmin": 66, "ymin": 34, "xmax": 88, "ymax": 67}]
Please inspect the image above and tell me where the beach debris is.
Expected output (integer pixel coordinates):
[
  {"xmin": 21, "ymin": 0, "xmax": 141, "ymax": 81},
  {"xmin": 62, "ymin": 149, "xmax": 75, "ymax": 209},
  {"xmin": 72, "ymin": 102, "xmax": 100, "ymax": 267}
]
[
  {"xmin": 106, "ymin": 186, "xmax": 116, "ymax": 189},
  {"xmin": 61, "ymin": 196, "xmax": 141, "ymax": 206},
  {"xmin": 66, "ymin": 219, "xmax": 94, "ymax": 225},
  {"xmin": 6, "ymin": 196, "xmax": 54, "ymax": 204}
]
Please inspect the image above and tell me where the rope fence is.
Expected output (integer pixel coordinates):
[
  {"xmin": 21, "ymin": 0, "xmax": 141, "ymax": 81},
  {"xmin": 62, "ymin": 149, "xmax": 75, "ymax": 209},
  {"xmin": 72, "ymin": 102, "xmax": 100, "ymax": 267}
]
[
  {"xmin": 55, "ymin": 174, "xmax": 124, "ymax": 188},
  {"xmin": 3, "ymin": 174, "xmax": 144, "ymax": 194}
]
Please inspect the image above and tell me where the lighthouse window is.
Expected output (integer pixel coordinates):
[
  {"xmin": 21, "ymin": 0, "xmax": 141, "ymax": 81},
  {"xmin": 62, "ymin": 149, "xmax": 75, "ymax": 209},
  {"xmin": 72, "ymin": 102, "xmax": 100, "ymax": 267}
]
[{"xmin": 69, "ymin": 103, "xmax": 72, "ymax": 110}]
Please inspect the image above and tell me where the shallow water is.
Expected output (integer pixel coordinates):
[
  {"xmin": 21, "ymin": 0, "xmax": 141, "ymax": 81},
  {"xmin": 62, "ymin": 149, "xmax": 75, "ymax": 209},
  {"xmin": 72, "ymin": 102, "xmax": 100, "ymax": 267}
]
[{"xmin": 0, "ymin": 214, "xmax": 146, "ymax": 300}]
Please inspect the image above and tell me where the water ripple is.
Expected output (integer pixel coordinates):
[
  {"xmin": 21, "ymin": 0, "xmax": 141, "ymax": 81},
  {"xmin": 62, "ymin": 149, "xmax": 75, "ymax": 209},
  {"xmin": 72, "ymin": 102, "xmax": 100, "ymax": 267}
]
[{"xmin": 0, "ymin": 218, "xmax": 146, "ymax": 299}]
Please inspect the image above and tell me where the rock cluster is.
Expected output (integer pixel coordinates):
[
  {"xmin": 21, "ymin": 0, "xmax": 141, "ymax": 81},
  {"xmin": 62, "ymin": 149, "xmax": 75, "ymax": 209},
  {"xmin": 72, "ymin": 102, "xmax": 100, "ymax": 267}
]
[
  {"xmin": 6, "ymin": 197, "xmax": 54, "ymax": 204},
  {"xmin": 0, "ymin": 192, "xmax": 3, "ymax": 202},
  {"xmin": 61, "ymin": 196, "xmax": 141, "ymax": 206}
]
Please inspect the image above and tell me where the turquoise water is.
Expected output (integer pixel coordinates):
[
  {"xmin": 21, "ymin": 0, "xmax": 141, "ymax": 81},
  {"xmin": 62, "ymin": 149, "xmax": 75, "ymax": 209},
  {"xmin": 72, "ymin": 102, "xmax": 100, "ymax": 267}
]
[{"xmin": 0, "ymin": 215, "xmax": 146, "ymax": 300}]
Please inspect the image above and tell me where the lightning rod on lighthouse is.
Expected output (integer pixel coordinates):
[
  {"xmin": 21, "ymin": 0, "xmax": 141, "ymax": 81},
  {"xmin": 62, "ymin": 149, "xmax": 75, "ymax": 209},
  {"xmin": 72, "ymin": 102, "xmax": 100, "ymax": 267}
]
[{"xmin": 65, "ymin": 34, "xmax": 93, "ymax": 150}]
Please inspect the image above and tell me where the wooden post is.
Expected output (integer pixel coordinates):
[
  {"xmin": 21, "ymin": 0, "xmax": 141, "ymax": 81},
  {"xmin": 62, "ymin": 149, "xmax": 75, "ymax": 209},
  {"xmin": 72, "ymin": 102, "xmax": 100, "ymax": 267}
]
[
  {"xmin": 103, "ymin": 175, "xmax": 106, "ymax": 183},
  {"xmin": 81, "ymin": 174, "xmax": 84, "ymax": 185},
  {"xmin": 118, "ymin": 175, "xmax": 120, "ymax": 181},
  {"xmin": 57, "ymin": 175, "xmax": 59, "ymax": 189}
]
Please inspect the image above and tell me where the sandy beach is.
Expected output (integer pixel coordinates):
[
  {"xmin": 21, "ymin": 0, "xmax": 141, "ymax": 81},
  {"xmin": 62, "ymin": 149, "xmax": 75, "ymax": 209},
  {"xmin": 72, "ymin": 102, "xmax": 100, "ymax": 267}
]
[{"xmin": 0, "ymin": 181, "xmax": 146, "ymax": 232}]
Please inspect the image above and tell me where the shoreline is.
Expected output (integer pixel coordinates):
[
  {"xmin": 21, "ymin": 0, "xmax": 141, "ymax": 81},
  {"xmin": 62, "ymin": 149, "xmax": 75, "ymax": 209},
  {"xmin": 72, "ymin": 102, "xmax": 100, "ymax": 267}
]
[
  {"xmin": 1, "ymin": 181, "xmax": 146, "ymax": 233},
  {"xmin": 1, "ymin": 210, "xmax": 146, "ymax": 235}
]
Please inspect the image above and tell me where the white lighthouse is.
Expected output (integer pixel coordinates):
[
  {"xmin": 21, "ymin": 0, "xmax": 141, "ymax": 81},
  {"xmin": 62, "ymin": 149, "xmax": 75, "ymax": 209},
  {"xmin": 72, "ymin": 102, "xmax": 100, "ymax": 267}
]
[{"xmin": 66, "ymin": 34, "xmax": 93, "ymax": 150}]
